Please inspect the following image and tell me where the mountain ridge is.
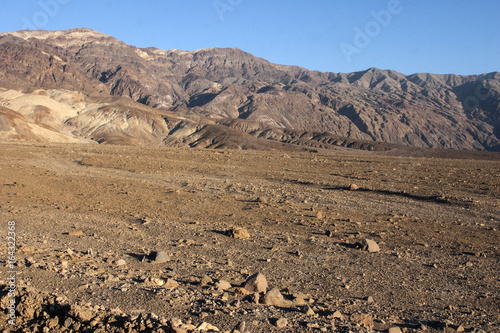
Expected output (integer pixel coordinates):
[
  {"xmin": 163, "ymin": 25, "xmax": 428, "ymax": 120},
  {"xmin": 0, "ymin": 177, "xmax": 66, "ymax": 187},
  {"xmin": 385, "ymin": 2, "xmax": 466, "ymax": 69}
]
[{"xmin": 0, "ymin": 28, "xmax": 499, "ymax": 151}]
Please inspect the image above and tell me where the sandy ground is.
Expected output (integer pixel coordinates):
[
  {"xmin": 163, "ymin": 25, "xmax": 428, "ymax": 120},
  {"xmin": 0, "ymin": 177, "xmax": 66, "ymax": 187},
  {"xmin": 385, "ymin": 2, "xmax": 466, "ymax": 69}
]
[{"xmin": 0, "ymin": 142, "xmax": 499, "ymax": 332}]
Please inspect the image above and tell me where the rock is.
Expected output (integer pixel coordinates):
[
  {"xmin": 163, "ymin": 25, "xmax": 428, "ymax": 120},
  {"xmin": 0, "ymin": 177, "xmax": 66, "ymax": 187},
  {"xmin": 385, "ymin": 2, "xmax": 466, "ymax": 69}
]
[
  {"xmin": 316, "ymin": 211, "xmax": 324, "ymax": 219},
  {"xmin": 235, "ymin": 287, "xmax": 251, "ymax": 296},
  {"xmin": 349, "ymin": 184, "xmax": 359, "ymax": 191},
  {"xmin": 331, "ymin": 310, "xmax": 344, "ymax": 320},
  {"xmin": 63, "ymin": 317, "xmax": 73, "ymax": 328},
  {"xmin": 292, "ymin": 294, "xmax": 307, "ymax": 306},
  {"xmin": 171, "ymin": 326, "xmax": 188, "ymax": 333},
  {"xmin": 170, "ymin": 317, "xmax": 183, "ymax": 328},
  {"xmin": 256, "ymin": 197, "xmax": 268, "ymax": 204},
  {"xmin": 69, "ymin": 305, "xmax": 94, "ymax": 323},
  {"xmin": 236, "ymin": 321, "xmax": 246, "ymax": 332},
  {"xmin": 251, "ymin": 293, "xmax": 260, "ymax": 304},
  {"xmin": 456, "ymin": 325, "xmax": 465, "ymax": 332},
  {"xmin": 89, "ymin": 318, "xmax": 101, "ymax": 327},
  {"xmin": 306, "ymin": 322, "xmax": 320, "ymax": 328},
  {"xmin": 227, "ymin": 227, "xmax": 251, "ymax": 239},
  {"xmin": 366, "ymin": 296, "xmax": 374, "ymax": 303},
  {"xmin": 116, "ymin": 259, "xmax": 126, "ymax": 266},
  {"xmin": 304, "ymin": 306, "xmax": 315, "ymax": 316},
  {"xmin": 153, "ymin": 251, "xmax": 171, "ymax": 263},
  {"xmin": 325, "ymin": 230, "xmax": 335, "ymax": 237},
  {"xmin": 47, "ymin": 317, "xmax": 59, "ymax": 329},
  {"xmin": 263, "ymin": 288, "xmax": 292, "ymax": 307},
  {"xmin": 151, "ymin": 278, "xmax": 165, "ymax": 286},
  {"xmin": 164, "ymin": 278, "xmax": 179, "ymax": 289},
  {"xmin": 200, "ymin": 275, "xmax": 213, "ymax": 286},
  {"xmin": 243, "ymin": 272, "xmax": 268, "ymax": 293},
  {"xmin": 360, "ymin": 239, "xmax": 380, "ymax": 253},
  {"xmin": 68, "ymin": 230, "xmax": 84, "ymax": 236},
  {"xmin": 276, "ymin": 317, "xmax": 288, "ymax": 328},
  {"xmin": 216, "ymin": 280, "xmax": 232, "ymax": 291},
  {"xmin": 388, "ymin": 327, "xmax": 403, "ymax": 333},
  {"xmin": 350, "ymin": 313, "xmax": 373, "ymax": 328},
  {"xmin": 197, "ymin": 322, "xmax": 219, "ymax": 331}
]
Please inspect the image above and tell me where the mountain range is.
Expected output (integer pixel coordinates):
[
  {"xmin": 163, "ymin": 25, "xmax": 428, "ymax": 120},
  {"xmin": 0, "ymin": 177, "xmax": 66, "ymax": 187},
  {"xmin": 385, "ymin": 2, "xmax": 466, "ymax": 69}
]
[{"xmin": 0, "ymin": 28, "xmax": 499, "ymax": 152}]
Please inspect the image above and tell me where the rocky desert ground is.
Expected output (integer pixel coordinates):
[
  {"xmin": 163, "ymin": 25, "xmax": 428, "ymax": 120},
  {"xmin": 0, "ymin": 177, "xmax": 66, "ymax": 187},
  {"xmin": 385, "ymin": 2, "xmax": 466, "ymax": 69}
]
[{"xmin": 0, "ymin": 142, "xmax": 499, "ymax": 332}]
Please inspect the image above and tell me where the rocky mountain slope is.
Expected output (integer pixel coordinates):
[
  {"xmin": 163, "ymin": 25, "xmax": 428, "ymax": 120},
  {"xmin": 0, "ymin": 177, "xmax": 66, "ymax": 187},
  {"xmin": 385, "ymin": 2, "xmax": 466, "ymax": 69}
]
[{"xmin": 0, "ymin": 28, "xmax": 499, "ymax": 151}]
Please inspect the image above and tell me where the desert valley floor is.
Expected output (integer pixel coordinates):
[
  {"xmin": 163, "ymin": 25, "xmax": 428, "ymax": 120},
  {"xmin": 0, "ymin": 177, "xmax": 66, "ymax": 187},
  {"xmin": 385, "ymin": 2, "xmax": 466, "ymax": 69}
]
[{"xmin": 0, "ymin": 143, "xmax": 499, "ymax": 332}]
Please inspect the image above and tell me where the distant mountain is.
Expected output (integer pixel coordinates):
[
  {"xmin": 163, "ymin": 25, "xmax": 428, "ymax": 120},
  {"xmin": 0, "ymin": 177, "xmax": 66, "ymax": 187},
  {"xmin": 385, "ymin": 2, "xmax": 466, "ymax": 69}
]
[{"xmin": 0, "ymin": 28, "xmax": 499, "ymax": 151}]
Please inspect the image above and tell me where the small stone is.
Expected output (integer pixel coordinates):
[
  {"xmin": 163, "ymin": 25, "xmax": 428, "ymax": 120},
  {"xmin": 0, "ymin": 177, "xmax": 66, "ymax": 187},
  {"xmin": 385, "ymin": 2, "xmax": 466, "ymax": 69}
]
[
  {"xmin": 197, "ymin": 322, "xmax": 219, "ymax": 331},
  {"xmin": 89, "ymin": 318, "xmax": 101, "ymax": 327},
  {"xmin": 63, "ymin": 317, "xmax": 73, "ymax": 328},
  {"xmin": 216, "ymin": 280, "xmax": 232, "ymax": 291},
  {"xmin": 276, "ymin": 317, "xmax": 288, "ymax": 328},
  {"xmin": 68, "ymin": 230, "xmax": 84, "ymax": 236},
  {"xmin": 456, "ymin": 325, "xmax": 465, "ymax": 332},
  {"xmin": 306, "ymin": 322, "xmax": 320, "ymax": 328},
  {"xmin": 360, "ymin": 239, "xmax": 380, "ymax": 253},
  {"xmin": 316, "ymin": 211, "xmax": 324, "ymax": 219},
  {"xmin": 256, "ymin": 197, "xmax": 268, "ymax": 204},
  {"xmin": 47, "ymin": 316, "xmax": 59, "ymax": 328},
  {"xmin": 292, "ymin": 294, "xmax": 307, "ymax": 306},
  {"xmin": 243, "ymin": 272, "xmax": 268, "ymax": 293},
  {"xmin": 170, "ymin": 318, "xmax": 183, "ymax": 327},
  {"xmin": 116, "ymin": 259, "xmax": 126, "ymax": 266},
  {"xmin": 325, "ymin": 230, "xmax": 334, "ymax": 238},
  {"xmin": 151, "ymin": 278, "xmax": 165, "ymax": 286},
  {"xmin": 350, "ymin": 313, "xmax": 373, "ymax": 328},
  {"xmin": 304, "ymin": 306, "xmax": 315, "ymax": 316},
  {"xmin": 332, "ymin": 310, "xmax": 344, "ymax": 320},
  {"xmin": 171, "ymin": 326, "xmax": 187, "ymax": 333},
  {"xmin": 263, "ymin": 288, "xmax": 292, "ymax": 307},
  {"xmin": 366, "ymin": 296, "xmax": 374, "ymax": 303},
  {"xmin": 227, "ymin": 227, "xmax": 251, "ymax": 239},
  {"xmin": 251, "ymin": 292, "xmax": 260, "ymax": 304},
  {"xmin": 388, "ymin": 327, "xmax": 403, "ymax": 333},
  {"xmin": 200, "ymin": 275, "xmax": 213, "ymax": 286},
  {"xmin": 69, "ymin": 305, "xmax": 94, "ymax": 323},
  {"xmin": 349, "ymin": 184, "xmax": 359, "ymax": 191},
  {"xmin": 235, "ymin": 287, "xmax": 251, "ymax": 296},
  {"xmin": 164, "ymin": 278, "xmax": 179, "ymax": 289},
  {"xmin": 153, "ymin": 251, "xmax": 171, "ymax": 263},
  {"xmin": 236, "ymin": 321, "xmax": 246, "ymax": 332}
]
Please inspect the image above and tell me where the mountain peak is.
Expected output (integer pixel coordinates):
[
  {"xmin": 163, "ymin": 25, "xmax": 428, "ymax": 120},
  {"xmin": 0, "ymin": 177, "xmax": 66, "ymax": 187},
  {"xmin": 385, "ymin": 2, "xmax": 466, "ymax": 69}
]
[{"xmin": 1, "ymin": 27, "xmax": 111, "ymax": 40}]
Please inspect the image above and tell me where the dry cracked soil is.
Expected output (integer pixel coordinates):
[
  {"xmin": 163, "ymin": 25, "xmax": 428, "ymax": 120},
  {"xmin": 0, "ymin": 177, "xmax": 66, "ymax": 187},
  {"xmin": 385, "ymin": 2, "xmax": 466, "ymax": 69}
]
[{"xmin": 0, "ymin": 143, "xmax": 499, "ymax": 333}]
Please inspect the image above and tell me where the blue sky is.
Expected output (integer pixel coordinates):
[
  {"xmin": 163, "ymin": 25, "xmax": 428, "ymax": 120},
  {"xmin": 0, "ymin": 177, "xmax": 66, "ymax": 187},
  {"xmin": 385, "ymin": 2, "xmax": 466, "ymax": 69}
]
[{"xmin": 1, "ymin": 0, "xmax": 499, "ymax": 75}]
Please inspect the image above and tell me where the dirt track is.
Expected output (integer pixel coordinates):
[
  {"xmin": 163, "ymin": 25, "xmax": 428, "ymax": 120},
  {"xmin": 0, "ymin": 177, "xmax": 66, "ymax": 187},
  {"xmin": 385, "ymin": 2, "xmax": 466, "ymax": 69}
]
[{"xmin": 1, "ymin": 143, "xmax": 499, "ymax": 332}]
